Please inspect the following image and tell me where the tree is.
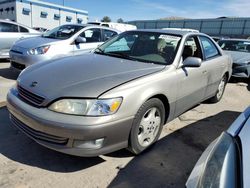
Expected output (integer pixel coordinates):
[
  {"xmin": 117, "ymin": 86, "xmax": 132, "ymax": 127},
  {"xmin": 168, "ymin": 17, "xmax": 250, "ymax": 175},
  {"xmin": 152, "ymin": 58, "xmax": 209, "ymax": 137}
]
[
  {"xmin": 117, "ymin": 18, "xmax": 124, "ymax": 23},
  {"xmin": 101, "ymin": 16, "xmax": 111, "ymax": 22}
]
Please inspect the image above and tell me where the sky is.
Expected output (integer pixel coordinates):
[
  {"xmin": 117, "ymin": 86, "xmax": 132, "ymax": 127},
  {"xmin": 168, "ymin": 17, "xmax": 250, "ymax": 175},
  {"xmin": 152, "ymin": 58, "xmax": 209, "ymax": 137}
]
[{"xmin": 43, "ymin": 0, "xmax": 250, "ymax": 22}]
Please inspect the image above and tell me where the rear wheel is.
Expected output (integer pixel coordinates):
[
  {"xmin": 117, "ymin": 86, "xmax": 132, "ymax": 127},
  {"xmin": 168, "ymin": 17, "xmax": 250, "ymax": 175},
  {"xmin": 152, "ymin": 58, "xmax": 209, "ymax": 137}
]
[
  {"xmin": 209, "ymin": 74, "xmax": 227, "ymax": 103},
  {"xmin": 128, "ymin": 98, "xmax": 165, "ymax": 155}
]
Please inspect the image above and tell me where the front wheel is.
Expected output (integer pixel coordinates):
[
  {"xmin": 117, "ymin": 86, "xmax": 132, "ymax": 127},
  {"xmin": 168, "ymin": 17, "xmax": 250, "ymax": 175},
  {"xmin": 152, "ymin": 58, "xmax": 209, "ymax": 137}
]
[
  {"xmin": 209, "ymin": 74, "xmax": 227, "ymax": 103},
  {"xmin": 128, "ymin": 98, "xmax": 165, "ymax": 155}
]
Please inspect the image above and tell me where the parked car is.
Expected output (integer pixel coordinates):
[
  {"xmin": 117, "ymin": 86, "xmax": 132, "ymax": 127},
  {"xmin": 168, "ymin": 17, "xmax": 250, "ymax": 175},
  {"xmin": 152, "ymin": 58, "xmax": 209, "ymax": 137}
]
[
  {"xmin": 9, "ymin": 24, "xmax": 120, "ymax": 71},
  {"xmin": 7, "ymin": 29, "xmax": 232, "ymax": 157},
  {"xmin": 218, "ymin": 39, "xmax": 250, "ymax": 78},
  {"xmin": 0, "ymin": 19, "xmax": 40, "ymax": 59},
  {"xmin": 186, "ymin": 106, "xmax": 250, "ymax": 188},
  {"xmin": 87, "ymin": 21, "xmax": 137, "ymax": 32}
]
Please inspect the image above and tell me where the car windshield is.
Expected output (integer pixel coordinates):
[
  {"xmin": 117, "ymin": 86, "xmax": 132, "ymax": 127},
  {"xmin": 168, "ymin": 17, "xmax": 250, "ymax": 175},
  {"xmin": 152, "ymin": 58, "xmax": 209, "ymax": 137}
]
[
  {"xmin": 42, "ymin": 25, "xmax": 84, "ymax": 40},
  {"xmin": 95, "ymin": 31, "xmax": 181, "ymax": 65},
  {"xmin": 218, "ymin": 40, "xmax": 250, "ymax": 53}
]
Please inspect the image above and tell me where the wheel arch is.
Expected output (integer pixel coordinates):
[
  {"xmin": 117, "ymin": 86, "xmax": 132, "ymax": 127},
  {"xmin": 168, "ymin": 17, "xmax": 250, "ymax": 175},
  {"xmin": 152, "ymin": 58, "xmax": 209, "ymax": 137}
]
[
  {"xmin": 148, "ymin": 94, "xmax": 170, "ymax": 124},
  {"xmin": 224, "ymin": 71, "xmax": 229, "ymax": 82}
]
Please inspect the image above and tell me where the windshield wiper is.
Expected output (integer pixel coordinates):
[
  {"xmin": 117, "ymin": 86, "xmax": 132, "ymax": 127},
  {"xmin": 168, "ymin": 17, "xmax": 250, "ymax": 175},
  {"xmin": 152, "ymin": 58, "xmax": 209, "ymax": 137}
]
[
  {"xmin": 94, "ymin": 47, "xmax": 105, "ymax": 54},
  {"xmin": 42, "ymin": 35, "xmax": 56, "ymax": 39},
  {"xmin": 105, "ymin": 52, "xmax": 138, "ymax": 61}
]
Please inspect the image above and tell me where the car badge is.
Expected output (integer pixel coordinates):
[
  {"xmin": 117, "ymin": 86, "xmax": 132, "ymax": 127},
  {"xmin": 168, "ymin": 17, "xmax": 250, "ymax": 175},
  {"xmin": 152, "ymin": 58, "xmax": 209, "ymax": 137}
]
[{"xmin": 30, "ymin": 81, "xmax": 38, "ymax": 87}]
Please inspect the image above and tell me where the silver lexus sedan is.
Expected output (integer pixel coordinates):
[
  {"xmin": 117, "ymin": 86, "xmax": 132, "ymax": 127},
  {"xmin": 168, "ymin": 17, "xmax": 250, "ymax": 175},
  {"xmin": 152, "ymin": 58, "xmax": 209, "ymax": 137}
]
[
  {"xmin": 7, "ymin": 29, "xmax": 232, "ymax": 156},
  {"xmin": 9, "ymin": 24, "xmax": 119, "ymax": 71},
  {"xmin": 186, "ymin": 106, "xmax": 250, "ymax": 188}
]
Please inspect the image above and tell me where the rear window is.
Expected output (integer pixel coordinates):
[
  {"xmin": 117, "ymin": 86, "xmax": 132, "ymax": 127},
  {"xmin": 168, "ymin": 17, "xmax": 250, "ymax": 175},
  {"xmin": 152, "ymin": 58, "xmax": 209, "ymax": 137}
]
[{"xmin": 0, "ymin": 22, "xmax": 18, "ymax": 32}]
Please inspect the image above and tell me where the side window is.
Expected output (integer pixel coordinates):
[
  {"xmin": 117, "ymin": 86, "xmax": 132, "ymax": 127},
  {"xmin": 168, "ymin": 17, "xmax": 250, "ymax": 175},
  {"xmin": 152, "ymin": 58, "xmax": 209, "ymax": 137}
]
[
  {"xmin": 80, "ymin": 28, "xmax": 101, "ymax": 43},
  {"xmin": 0, "ymin": 22, "xmax": 18, "ymax": 32},
  {"xmin": 200, "ymin": 36, "xmax": 220, "ymax": 59},
  {"xmin": 103, "ymin": 29, "xmax": 118, "ymax": 41},
  {"xmin": 182, "ymin": 36, "xmax": 202, "ymax": 60},
  {"xmin": 19, "ymin": 26, "xmax": 29, "ymax": 33}
]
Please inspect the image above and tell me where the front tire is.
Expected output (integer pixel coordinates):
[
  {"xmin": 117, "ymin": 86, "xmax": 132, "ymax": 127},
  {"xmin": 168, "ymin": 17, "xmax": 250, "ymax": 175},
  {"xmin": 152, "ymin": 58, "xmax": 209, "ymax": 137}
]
[
  {"xmin": 128, "ymin": 98, "xmax": 165, "ymax": 155},
  {"xmin": 209, "ymin": 74, "xmax": 227, "ymax": 103}
]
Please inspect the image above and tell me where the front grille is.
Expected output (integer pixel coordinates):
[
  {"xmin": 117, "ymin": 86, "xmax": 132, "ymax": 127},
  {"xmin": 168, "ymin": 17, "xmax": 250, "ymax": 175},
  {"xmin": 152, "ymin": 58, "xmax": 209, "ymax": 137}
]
[
  {"xmin": 18, "ymin": 85, "xmax": 45, "ymax": 106},
  {"xmin": 10, "ymin": 114, "xmax": 68, "ymax": 145},
  {"xmin": 11, "ymin": 61, "xmax": 26, "ymax": 70},
  {"xmin": 10, "ymin": 49, "xmax": 23, "ymax": 54}
]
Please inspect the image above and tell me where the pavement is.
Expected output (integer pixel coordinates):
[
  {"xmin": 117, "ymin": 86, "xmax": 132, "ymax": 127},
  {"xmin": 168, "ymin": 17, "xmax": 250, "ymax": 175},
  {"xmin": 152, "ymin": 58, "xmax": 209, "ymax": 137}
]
[{"xmin": 0, "ymin": 60, "xmax": 250, "ymax": 188}]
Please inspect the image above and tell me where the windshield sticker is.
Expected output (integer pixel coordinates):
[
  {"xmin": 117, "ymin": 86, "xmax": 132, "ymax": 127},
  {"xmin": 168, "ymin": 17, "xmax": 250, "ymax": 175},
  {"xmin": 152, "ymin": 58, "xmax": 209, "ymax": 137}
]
[{"xmin": 159, "ymin": 35, "xmax": 181, "ymax": 40}]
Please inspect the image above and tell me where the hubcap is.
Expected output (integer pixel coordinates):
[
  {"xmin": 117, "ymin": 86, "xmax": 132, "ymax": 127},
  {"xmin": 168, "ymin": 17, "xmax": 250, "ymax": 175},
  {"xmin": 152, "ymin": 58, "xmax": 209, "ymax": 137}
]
[
  {"xmin": 137, "ymin": 107, "xmax": 161, "ymax": 147},
  {"xmin": 217, "ymin": 76, "xmax": 226, "ymax": 99}
]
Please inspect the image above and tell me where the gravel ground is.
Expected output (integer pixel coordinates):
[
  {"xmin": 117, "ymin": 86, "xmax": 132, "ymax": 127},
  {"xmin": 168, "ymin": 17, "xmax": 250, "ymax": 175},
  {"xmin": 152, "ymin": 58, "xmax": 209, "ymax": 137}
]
[{"xmin": 0, "ymin": 60, "xmax": 249, "ymax": 188}]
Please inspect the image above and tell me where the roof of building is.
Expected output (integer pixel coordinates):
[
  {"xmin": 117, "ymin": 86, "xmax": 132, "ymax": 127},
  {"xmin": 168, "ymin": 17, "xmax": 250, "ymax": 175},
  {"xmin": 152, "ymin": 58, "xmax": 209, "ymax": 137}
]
[{"xmin": 0, "ymin": 0, "xmax": 88, "ymax": 15}]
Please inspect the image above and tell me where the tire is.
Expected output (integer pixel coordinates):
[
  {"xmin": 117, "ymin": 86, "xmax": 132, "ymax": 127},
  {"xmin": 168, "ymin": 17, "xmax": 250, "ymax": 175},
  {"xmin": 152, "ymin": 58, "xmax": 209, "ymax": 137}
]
[
  {"xmin": 128, "ymin": 98, "xmax": 165, "ymax": 155},
  {"xmin": 209, "ymin": 74, "xmax": 227, "ymax": 103}
]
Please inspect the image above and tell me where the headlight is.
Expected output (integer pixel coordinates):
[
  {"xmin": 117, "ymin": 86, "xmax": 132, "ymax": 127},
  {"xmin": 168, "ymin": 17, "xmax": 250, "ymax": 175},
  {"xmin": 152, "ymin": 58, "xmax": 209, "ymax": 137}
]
[
  {"xmin": 48, "ymin": 98, "xmax": 122, "ymax": 116},
  {"xmin": 28, "ymin": 45, "xmax": 50, "ymax": 55}
]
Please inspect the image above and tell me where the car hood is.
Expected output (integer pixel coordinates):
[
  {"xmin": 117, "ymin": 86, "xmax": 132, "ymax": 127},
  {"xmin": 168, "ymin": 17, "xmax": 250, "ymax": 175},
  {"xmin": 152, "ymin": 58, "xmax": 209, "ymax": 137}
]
[
  {"xmin": 18, "ymin": 53, "xmax": 165, "ymax": 103},
  {"xmin": 14, "ymin": 36, "xmax": 63, "ymax": 49},
  {"xmin": 224, "ymin": 50, "xmax": 250, "ymax": 65}
]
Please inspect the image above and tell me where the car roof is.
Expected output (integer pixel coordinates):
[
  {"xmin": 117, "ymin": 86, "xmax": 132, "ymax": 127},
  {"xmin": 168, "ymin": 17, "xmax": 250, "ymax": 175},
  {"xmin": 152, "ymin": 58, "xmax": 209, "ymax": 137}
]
[
  {"xmin": 219, "ymin": 38, "xmax": 250, "ymax": 42},
  {"xmin": 0, "ymin": 19, "xmax": 39, "ymax": 32},
  {"xmin": 228, "ymin": 106, "xmax": 250, "ymax": 188},
  {"xmin": 59, "ymin": 23, "xmax": 121, "ymax": 33},
  {"xmin": 129, "ymin": 29, "xmax": 203, "ymax": 36}
]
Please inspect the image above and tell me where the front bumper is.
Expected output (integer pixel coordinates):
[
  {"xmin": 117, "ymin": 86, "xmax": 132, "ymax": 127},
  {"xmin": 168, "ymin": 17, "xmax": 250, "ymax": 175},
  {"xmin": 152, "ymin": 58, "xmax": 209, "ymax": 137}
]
[
  {"xmin": 232, "ymin": 63, "xmax": 250, "ymax": 78},
  {"xmin": 7, "ymin": 88, "xmax": 134, "ymax": 157},
  {"xmin": 9, "ymin": 51, "xmax": 50, "ymax": 71}
]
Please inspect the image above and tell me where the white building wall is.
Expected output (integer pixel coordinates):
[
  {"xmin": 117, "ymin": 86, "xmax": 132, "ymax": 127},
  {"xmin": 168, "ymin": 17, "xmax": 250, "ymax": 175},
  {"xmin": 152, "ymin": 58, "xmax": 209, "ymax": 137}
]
[
  {"xmin": 0, "ymin": 1, "xmax": 16, "ymax": 21},
  {"xmin": 31, "ymin": 4, "xmax": 60, "ymax": 29},
  {"xmin": 1, "ymin": 0, "xmax": 88, "ymax": 29},
  {"xmin": 60, "ymin": 10, "xmax": 77, "ymax": 25},
  {"xmin": 16, "ymin": 1, "xmax": 31, "ymax": 27}
]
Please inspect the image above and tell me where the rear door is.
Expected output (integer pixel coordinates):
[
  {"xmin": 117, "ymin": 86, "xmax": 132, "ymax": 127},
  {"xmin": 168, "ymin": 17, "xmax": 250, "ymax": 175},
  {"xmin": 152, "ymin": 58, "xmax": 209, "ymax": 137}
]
[{"xmin": 198, "ymin": 36, "xmax": 224, "ymax": 98}]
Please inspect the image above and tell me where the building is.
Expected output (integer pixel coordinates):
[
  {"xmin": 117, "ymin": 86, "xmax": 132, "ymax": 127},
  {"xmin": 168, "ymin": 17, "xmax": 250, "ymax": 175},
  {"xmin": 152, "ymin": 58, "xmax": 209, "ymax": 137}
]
[
  {"xmin": 128, "ymin": 17, "xmax": 250, "ymax": 38},
  {"xmin": 0, "ymin": 0, "xmax": 88, "ymax": 29}
]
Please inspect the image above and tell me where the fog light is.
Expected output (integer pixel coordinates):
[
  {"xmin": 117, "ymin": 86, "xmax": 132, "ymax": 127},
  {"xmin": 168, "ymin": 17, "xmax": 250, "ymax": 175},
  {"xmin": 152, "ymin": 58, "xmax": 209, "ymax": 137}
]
[{"xmin": 73, "ymin": 138, "xmax": 104, "ymax": 149}]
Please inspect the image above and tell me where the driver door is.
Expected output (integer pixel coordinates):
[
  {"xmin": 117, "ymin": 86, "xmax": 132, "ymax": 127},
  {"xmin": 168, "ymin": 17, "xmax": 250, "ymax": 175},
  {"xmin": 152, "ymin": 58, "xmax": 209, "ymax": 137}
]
[
  {"xmin": 174, "ymin": 36, "xmax": 208, "ymax": 116},
  {"xmin": 72, "ymin": 28, "xmax": 103, "ymax": 55}
]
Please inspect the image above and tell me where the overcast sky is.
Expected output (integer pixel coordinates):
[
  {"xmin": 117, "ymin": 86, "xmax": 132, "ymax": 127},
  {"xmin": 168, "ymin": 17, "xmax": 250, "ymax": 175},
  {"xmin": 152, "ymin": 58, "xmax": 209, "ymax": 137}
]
[{"xmin": 44, "ymin": 0, "xmax": 250, "ymax": 22}]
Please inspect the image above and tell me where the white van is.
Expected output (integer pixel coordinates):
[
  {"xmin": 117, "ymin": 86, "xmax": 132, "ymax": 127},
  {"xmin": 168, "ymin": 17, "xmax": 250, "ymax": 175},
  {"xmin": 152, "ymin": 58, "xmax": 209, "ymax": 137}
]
[{"xmin": 88, "ymin": 22, "xmax": 137, "ymax": 32}]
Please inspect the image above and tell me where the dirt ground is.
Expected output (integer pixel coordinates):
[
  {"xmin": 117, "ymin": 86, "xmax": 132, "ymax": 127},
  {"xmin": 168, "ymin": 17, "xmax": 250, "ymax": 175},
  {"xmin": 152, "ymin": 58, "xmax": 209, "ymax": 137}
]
[{"xmin": 0, "ymin": 61, "xmax": 250, "ymax": 188}]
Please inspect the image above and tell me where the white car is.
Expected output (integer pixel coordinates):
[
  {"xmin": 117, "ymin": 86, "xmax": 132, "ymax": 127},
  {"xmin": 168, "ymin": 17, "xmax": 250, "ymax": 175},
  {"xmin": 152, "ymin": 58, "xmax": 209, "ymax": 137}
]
[
  {"xmin": 9, "ymin": 24, "xmax": 120, "ymax": 70},
  {"xmin": 0, "ymin": 19, "xmax": 40, "ymax": 59}
]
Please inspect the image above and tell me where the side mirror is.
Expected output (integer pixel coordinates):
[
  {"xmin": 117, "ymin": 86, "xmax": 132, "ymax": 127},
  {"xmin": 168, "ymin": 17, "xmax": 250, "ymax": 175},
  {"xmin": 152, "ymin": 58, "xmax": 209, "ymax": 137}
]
[
  {"xmin": 182, "ymin": 57, "xmax": 202, "ymax": 68},
  {"xmin": 75, "ymin": 36, "xmax": 86, "ymax": 44}
]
